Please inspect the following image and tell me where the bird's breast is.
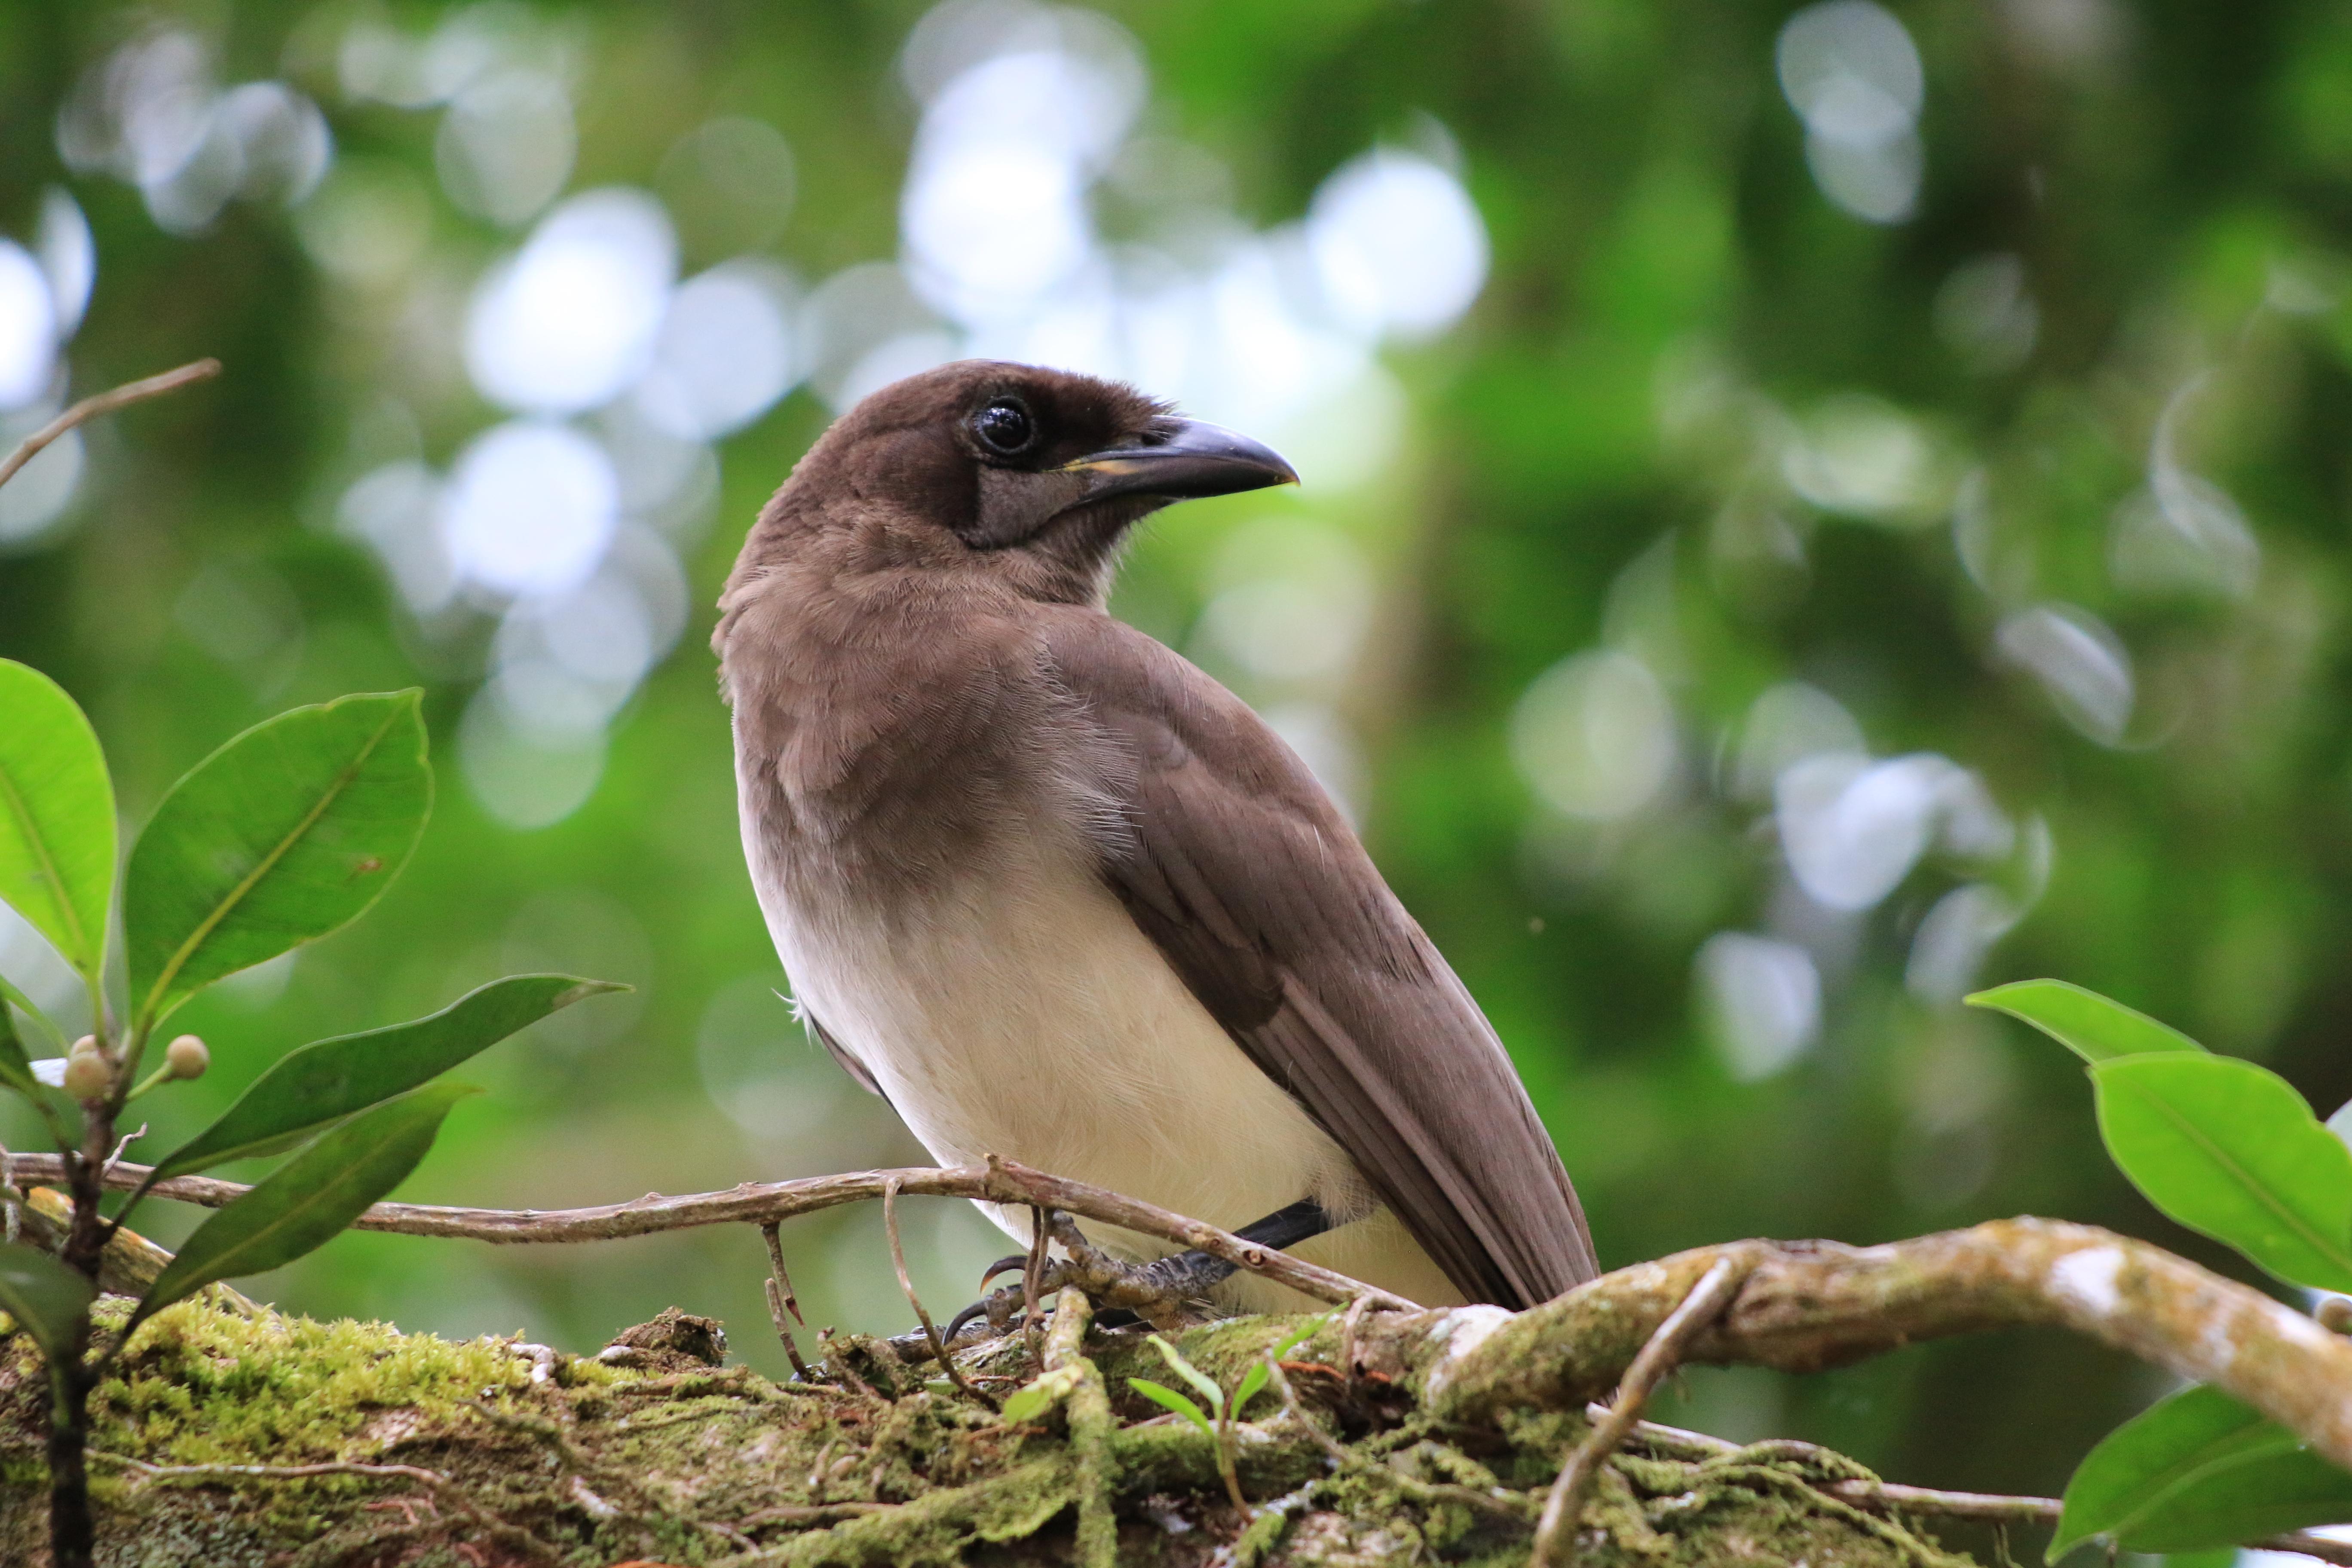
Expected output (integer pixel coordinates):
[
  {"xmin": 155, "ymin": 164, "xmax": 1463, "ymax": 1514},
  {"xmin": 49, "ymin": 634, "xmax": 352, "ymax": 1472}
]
[{"xmin": 755, "ymin": 824, "xmax": 1359, "ymax": 1238}]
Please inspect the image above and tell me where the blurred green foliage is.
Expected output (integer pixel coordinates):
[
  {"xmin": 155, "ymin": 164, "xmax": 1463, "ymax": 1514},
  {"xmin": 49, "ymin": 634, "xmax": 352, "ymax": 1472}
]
[{"xmin": 4, "ymin": 0, "xmax": 2350, "ymax": 1518}]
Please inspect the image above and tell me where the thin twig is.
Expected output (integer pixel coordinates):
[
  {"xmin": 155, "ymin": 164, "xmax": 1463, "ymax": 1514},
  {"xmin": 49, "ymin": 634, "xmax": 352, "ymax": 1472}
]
[
  {"xmin": 1531, "ymin": 1252, "xmax": 1752, "ymax": 1564},
  {"xmin": 1022, "ymin": 1203, "xmax": 1050, "ymax": 1362},
  {"xmin": 1824, "ymin": 1479, "xmax": 2057, "ymax": 1523},
  {"xmin": 1339, "ymin": 1292, "xmax": 1371, "ymax": 1387},
  {"xmin": 97, "ymin": 1455, "xmax": 454, "ymax": 1488},
  {"xmin": 758, "ymin": 1221, "xmax": 815, "ymax": 1382},
  {"xmin": 1605, "ymin": 1409, "xmax": 1737, "ymax": 1458},
  {"xmin": 1822, "ymin": 1481, "xmax": 2352, "ymax": 1565},
  {"xmin": 6, "ymin": 1152, "xmax": 1413, "ymax": 1314},
  {"xmin": 761, "ymin": 1222, "xmax": 804, "ymax": 1326},
  {"xmin": 101, "ymin": 1124, "xmax": 145, "ymax": 1181},
  {"xmin": 883, "ymin": 1177, "xmax": 995, "ymax": 1408},
  {"xmin": 0, "ymin": 358, "xmax": 220, "ymax": 491}
]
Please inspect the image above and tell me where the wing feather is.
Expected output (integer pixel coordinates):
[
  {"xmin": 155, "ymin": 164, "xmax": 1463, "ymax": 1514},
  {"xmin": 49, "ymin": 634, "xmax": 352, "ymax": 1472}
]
[
  {"xmin": 808, "ymin": 1013, "xmax": 887, "ymax": 1100},
  {"xmin": 1041, "ymin": 612, "xmax": 1596, "ymax": 1307}
]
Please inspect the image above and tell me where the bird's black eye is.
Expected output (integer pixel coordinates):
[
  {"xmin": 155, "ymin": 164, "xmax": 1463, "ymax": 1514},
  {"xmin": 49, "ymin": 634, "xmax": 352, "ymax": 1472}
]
[{"xmin": 971, "ymin": 398, "xmax": 1036, "ymax": 456}]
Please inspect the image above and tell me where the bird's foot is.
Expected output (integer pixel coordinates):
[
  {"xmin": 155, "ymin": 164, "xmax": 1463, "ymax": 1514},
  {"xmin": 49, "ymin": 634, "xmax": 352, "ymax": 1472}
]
[{"xmin": 943, "ymin": 1214, "xmax": 1237, "ymax": 1343}]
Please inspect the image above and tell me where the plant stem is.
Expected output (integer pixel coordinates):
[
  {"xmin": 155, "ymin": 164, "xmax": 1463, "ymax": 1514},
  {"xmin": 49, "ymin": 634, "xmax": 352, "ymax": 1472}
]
[
  {"xmin": 49, "ymin": 1074, "xmax": 116, "ymax": 1568},
  {"xmin": 46, "ymin": 1352, "xmax": 93, "ymax": 1568},
  {"xmin": 1215, "ymin": 1405, "xmax": 1247, "ymax": 1513},
  {"xmin": 121, "ymin": 1059, "xmax": 175, "ymax": 1103}
]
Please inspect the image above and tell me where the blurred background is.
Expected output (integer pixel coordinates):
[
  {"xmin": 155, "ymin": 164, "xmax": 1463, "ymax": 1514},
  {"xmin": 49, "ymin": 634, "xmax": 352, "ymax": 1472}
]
[{"xmin": 0, "ymin": 0, "xmax": 2343, "ymax": 1533}]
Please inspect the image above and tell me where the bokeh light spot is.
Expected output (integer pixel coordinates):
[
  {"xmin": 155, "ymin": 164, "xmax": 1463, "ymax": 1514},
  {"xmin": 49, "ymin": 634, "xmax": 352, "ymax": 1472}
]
[
  {"xmin": 441, "ymin": 421, "xmax": 619, "ymax": 598},
  {"xmin": 466, "ymin": 189, "xmax": 677, "ymax": 415}
]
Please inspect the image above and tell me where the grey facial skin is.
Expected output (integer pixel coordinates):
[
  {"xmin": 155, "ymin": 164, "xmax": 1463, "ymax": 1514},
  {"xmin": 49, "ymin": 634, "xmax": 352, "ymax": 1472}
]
[{"xmin": 714, "ymin": 358, "xmax": 1596, "ymax": 1312}]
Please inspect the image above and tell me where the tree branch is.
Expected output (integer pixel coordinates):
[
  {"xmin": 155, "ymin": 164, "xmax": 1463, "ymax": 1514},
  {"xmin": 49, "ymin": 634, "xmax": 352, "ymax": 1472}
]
[
  {"xmin": 0, "ymin": 359, "xmax": 220, "ymax": 491},
  {"xmin": 25, "ymin": 1158, "xmax": 2352, "ymax": 1527},
  {"xmin": 1532, "ymin": 1251, "xmax": 1752, "ymax": 1563},
  {"xmin": 1405, "ymin": 1218, "xmax": 2352, "ymax": 1473},
  {"xmin": 3, "ymin": 1153, "xmax": 1414, "ymax": 1313},
  {"xmin": 1822, "ymin": 1482, "xmax": 2352, "ymax": 1565}
]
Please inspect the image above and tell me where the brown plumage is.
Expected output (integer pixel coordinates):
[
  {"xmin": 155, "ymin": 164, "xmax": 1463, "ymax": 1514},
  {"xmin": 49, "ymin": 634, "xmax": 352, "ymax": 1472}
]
[{"xmin": 715, "ymin": 360, "xmax": 1597, "ymax": 1311}]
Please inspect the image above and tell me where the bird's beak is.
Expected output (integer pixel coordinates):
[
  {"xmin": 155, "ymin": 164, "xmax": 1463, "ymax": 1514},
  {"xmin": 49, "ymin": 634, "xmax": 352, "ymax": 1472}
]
[{"xmin": 1058, "ymin": 419, "xmax": 1299, "ymax": 503}]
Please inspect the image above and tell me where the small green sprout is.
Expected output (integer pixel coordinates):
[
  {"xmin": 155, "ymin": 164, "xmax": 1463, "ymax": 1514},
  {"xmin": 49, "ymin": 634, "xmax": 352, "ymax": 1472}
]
[{"xmin": 1126, "ymin": 1311, "xmax": 1334, "ymax": 1513}]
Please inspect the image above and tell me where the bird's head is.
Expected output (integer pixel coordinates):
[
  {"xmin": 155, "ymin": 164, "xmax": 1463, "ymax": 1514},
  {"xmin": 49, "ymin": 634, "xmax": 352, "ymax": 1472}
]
[{"xmin": 725, "ymin": 360, "xmax": 1297, "ymax": 612}]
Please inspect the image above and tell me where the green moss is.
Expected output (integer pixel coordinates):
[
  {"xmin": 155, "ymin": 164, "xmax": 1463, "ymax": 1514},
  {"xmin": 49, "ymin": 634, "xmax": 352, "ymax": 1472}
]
[{"xmin": 0, "ymin": 1298, "xmax": 1981, "ymax": 1567}]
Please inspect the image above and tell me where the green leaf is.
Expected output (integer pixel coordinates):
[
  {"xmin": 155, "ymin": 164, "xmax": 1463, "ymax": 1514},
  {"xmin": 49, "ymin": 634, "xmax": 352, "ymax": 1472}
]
[
  {"xmin": 0, "ymin": 659, "xmax": 117, "ymax": 982},
  {"xmin": 2052, "ymin": 1384, "xmax": 2352, "ymax": 1558},
  {"xmin": 0, "ymin": 997, "xmax": 73, "ymax": 1141},
  {"xmin": 1000, "ymin": 1363, "xmax": 1084, "ymax": 1425},
  {"xmin": 1233, "ymin": 1362, "xmax": 1271, "ymax": 1416},
  {"xmin": 0, "ymin": 1241, "xmax": 95, "ymax": 1368},
  {"xmin": 147, "ymin": 974, "xmax": 625, "ymax": 1183},
  {"xmin": 2091, "ymin": 1052, "xmax": 2352, "ymax": 1292},
  {"xmin": 1966, "ymin": 980, "xmax": 2208, "ymax": 1063},
  {"xmin": 1146, "ymin": 1332, "xmax": 1226, "ymax": 1418},
  {"xmin": 124, "ymin": 691, "xmax": 431, "ymax": 1031},
  {"xmin": 1273, "ymin": 1311, "xmax": 1336, "ymax": 1360},
  {"xmin": 0, "ymin": 972, "xmax": 63, "ymax": 1054},
  {"xmin": 1127, "ymin": 1377, "xmax": 1215, "ymax": 1437},
  {"xmin": 0, "ymin": 992, "xmax": 41, "ymax": 1105},
  {"xmin": 132, "ymin": 1082, "xmax": 475, "ymax": 1326}
]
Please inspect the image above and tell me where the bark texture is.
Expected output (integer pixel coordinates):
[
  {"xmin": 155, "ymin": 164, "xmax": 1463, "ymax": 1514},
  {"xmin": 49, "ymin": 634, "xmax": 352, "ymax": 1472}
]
[
  {"xmin": 0, "ymin": 1296, "xmax": 1976, "ymax": 1567},
  {"xmin": 0, "ymin": 1216, "xmax": 2340, "ymax": 1566}
]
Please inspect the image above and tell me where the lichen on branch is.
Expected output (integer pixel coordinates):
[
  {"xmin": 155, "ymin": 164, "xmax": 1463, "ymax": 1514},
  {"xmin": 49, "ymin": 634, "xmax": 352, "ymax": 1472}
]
[
  {"xmin": 0, "ymin": 1294, "xmax": 1991, "ymax": 1568},
  {"xmin": 5, "ymin": 1158, "xmax": 2349, "ymax": 1564}
]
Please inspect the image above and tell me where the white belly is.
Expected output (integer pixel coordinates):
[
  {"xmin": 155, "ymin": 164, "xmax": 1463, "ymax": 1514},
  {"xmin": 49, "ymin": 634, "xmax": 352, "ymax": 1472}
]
[{"xmin": 749, "ymin": 829, "xmax": 1458, "ymax": 1309}]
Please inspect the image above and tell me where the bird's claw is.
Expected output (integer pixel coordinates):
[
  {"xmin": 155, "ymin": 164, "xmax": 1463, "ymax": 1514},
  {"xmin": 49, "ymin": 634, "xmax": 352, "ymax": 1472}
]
[
  {"xmin": 942, "ymin": 1214, "xmax": 1235, "ymax": 1343},
  {"xmin": 977, "ymin": 1251, "xmax": 1030, "ymax": 1291}
]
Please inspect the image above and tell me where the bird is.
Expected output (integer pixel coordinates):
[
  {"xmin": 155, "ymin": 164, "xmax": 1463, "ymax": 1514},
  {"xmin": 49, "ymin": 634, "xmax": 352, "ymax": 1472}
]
[{"xmin": 713, "ymin": 360, "xmax": 1596, "ymax": 1320}]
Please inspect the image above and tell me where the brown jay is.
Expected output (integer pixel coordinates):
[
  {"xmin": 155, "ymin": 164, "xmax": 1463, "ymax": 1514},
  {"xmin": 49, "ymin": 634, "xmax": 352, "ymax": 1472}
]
[{"xmin": 714, "ymin": 360, "xmax": 1596, "ymax": 1319}]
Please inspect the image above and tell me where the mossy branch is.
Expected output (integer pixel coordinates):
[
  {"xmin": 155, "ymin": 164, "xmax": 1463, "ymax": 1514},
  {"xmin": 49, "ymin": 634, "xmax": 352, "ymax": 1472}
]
[
  {"xmin": 6, "ymin": 1211, "xmax": 2352, "ymax": 1561},
  {"xmin": 1389, "ymin": 1218, "xmax": 2352, "ymax": 1473},
  {"xmin": 18, "ymin": 1151, "xmax": 2345, "ymax": 1480}
]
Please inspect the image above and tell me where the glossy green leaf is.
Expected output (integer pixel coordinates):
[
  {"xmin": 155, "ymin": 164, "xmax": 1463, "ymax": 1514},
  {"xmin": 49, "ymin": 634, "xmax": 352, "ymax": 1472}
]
[
  {"xmin": 1127, "ymin": 1377, "xmax": 1215, "ymax": 1436},
  {"xmin": 2093, "ymin": 1053, "xmax": 2352, "ymax": 1292},
  {"xmin": 132, "ymin": 1082, "xmax": 475, "ymax": 1326},
  {"xmin": 1966, "ymin": 980, "xmax": 2208, "ymax": 1063},
  {"xmin": 0, "ymin": 660, "xmax": 116, "ymax": 982},
  {"xmin": 2052, "ymin": 1384, "xmax": 2352, "ymax": 1558},
  {"xmin": 0, "ymin": 972, "xmax": 62, "ymax": 1055},
  {"xmin": 0, "ymin": 1241, "xmax": 95, "ymax": 1368},
  {"xmin": 146, "ymin": 974, "xmax": 624, "ymax": 1183},
  {"xmin": 1146, "ymin": 1332, "xmax": 1226, "ymax": 1417},
  {"xmin": 0, "ymin": 980, "xmax": 76, "ymax": 1145},
  {"xmin": 0, "ymin": 991, "xmax": 39, "ymax": 1105},
  {"xmin": 124, "ymin": 691, "xmax": 431, "ymax": 1031},
  {"xmin": 1000, "ymin": 1363, "xmax": 1084, "ymax": 1425}
]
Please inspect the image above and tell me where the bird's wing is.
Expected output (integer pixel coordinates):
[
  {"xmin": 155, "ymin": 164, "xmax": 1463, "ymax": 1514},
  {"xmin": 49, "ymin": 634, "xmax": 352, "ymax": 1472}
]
[
  {"xmin": 1039, "ymin": 612, "xmax": 1597, "ymax": 1308},
  {"xmin": 807, "ymin": 1013, "xmax": 887, "ymax": 1100}
]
